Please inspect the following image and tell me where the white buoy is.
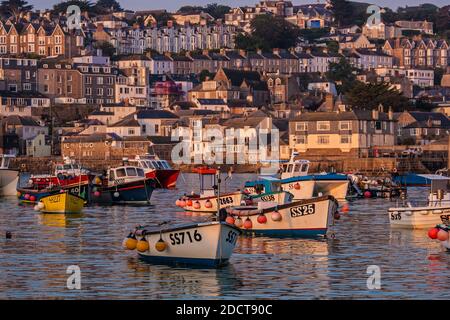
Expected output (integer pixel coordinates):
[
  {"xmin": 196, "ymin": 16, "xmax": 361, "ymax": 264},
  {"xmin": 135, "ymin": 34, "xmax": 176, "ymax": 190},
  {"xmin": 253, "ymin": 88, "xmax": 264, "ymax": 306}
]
[{"xmin": 114, "ymin": 192, "xmax": 120, "ymax": 198}]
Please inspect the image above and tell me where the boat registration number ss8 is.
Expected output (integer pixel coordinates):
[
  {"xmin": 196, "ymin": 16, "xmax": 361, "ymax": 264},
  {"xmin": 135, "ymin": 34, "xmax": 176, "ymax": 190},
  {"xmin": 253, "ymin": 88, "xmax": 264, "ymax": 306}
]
[
  {"xmin": 290, "ymin": 204, "xmax": 315, "ymax": 218},
  {"xmin": 170, "ymin": 230, "xmax": 202, "ymax": 245}
]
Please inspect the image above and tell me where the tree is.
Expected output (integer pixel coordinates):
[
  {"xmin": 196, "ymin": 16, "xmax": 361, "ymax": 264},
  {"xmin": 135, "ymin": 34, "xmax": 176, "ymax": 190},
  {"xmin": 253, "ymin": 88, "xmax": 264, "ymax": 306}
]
[
  {"xmin": 345, "ymin": 81, "xmax": 410, "ymax": 111},
  {"xmin": 0, "ymin": 0, "xmax": 32, "ymax": 21},
  {"xmin": 434, "ymin": 67, "xmax": 445, "ymax": 86},
  {"xmin": 235, "ymin": 15, "xmax": 300, "ymax": 51},
  {"xmin": 204, "ymin": 3, "xmax": 231, "ymax": 20},
  {"xmin": 93, "ymin": 40, "xmax": 115, "ymax": 57},
  {"xmin": 326, "ymin": 57, "xmax": 358, "ymax": 94},
  {"xmin": 198, "ymin": 69, "xmax": 214, "ymax": 82},
  {"xmin": 436, "ymin": 5, "xmax": 450, "ymax": 36},
  {"xmin": 94, "ymin": 0, "xmax": 122, "ymax": 14},
  {"xmin": 52, "ymin": 0, "xmax": 94, "ymax": 15},
  {"xmin": 330, "ymin": 0, "xmax": 352, "ymax": 27},
  {"xmin": 152, "ymin": 11, "xmax": 174, "ymax": 27}
]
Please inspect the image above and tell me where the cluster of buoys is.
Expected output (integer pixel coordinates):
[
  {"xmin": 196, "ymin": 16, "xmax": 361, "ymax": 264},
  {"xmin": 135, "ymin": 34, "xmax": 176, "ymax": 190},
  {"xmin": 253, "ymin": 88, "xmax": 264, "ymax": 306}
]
[
  {"xmin": 428, "ymin": 225, "xmax": 449, "ymax": 241},
  {"xmin": 175, "ymin": 198, "xmax": 212, "ymax": 210},
  {"xmin": 123, "ymin": 233, "xmax": 168, "ymax": 252},
  {"xmin": 225, "ymin": 211, "xmax": 274, "ymax": 229}
]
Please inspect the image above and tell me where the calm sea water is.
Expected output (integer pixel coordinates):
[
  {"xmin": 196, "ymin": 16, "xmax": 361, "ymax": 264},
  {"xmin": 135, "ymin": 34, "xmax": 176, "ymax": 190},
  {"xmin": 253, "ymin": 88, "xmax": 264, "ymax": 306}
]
[{"xmin": 0, "ymin": 173, "xmax": 449, "ymax": 299}]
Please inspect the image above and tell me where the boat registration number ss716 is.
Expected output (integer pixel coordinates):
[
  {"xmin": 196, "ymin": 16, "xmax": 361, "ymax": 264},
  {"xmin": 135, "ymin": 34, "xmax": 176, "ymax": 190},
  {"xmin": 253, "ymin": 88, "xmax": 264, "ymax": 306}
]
[
  {"xmin": 290, "ymin": 204, "xmax": 315, "ymax": 218},
  {"xmin": 169, "ymin": 230, "xmax": 202, "ymax": 245}
]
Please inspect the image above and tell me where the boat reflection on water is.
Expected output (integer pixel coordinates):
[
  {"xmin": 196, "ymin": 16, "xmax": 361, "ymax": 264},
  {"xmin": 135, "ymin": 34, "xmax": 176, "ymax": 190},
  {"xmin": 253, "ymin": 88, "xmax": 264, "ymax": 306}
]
[
  {"xmin": 125, "ymin": 257, "xmax": 243, "ymax": 298},
  {"xmin": 389, "ymin": 228, "xmax": 438, "ymax": 250},
  {"xmin": 37, "ymin": 213, "xmax": 83, "ymax": 228}
]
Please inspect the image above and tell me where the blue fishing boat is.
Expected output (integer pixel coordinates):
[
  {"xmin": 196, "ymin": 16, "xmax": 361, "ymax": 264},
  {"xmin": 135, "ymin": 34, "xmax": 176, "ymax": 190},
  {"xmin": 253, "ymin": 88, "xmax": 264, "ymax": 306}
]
[
  {"xmin": 392, "ymin": 173, "xmax": 435, "ymax": 187},
  {"xmin": 91, "ymin": 165, "xmax": 155, "ymax": 204}
]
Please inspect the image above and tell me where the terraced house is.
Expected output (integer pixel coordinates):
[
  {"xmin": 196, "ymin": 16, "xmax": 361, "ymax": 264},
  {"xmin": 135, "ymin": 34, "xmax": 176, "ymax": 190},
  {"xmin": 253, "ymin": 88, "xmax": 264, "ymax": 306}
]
[
  {"xmin": 0, "ymin": 22, "xmax": 84, "ymax": 57},
  {"xmin": 289, "ymin": 107, "xmax": 396, "ymax": 157}
]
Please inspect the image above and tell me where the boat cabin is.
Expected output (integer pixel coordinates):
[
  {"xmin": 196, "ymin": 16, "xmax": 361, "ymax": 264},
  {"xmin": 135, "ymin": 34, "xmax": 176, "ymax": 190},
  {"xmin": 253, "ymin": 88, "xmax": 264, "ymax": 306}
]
[
  {"xmin": 192, "ymin": 167, "xmax": 218, "ymax": 197},
  {"xmin": 244, "ymin": 177, "xmax": 283, "ymax": 195},
  {"xmin": 0, "ymin": 154, "xmax": 14, "ymax": 169},
  {"xmin": 108, "ymin": 166, "xmax": 146, "ymax": 185},
  {"xmin": 54, "ymin": 157, "xmax": 90, "ymax": 176},
  {"xmin": 421, "ymin": 174, "xmax": 450, "ymax": 205},
  {"xmin": 131, "ymin": 155, "xmax": 173, "ymax": 171}
]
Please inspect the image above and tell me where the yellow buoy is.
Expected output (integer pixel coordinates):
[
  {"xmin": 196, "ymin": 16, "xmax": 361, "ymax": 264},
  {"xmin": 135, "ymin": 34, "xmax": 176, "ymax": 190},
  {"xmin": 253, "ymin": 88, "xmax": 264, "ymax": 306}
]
[
  {"xmin": 125, "ymin": 235, "xmax": 138, "ymax": 250},
  {"xmin": 155, "ymin": 239, "xmax": 167, "ymax": 252},
  {"xmin": 136, "ymin": 238, "xmax": 150, "ymax": 252}
]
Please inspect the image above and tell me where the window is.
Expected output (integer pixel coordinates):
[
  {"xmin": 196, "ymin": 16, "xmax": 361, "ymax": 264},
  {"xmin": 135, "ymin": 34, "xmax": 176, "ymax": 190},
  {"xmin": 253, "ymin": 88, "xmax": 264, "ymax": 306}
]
[
  {"xmin": 295, "ymin": 122, "xmax": 307, "ymax": 131},
  {"xmin": 339, "ymin": 121, "xmax": 351, "ymax": 130},
  {"xmin": 340, "ymin": 135, "xmax": 351, "ymax": 144},
  {"xmin": 410, "ymin": 128, "xmax": 419, "ymax": 136},
  {"xmin": 317, "ymin": 136, "xmax": 330, "ymax": 144},
  {"xmin": 126, "ymin": 167, "xmax": 137, "ymax": 176},
  {"xmin": 317, "ymin": 121, "xmax": 330, "ymax": 131},
  {"xmin": 296, "ymin": 135, "xmax": 307, "ymax": 144},
  {"xmin": 128, "ymin": 129, "xmax": 135, "ymax": 135},
  {"xmin": 375, "ymin": 121, "xmax": 382, "ymax": 131},
  {"xmin": 116, "ymin": 168, "xmax": 126, "ymax": 177},
  {"xmin": 23, "ymin": 83, "xmax": 31, "ymax": 90},
  {"xmin": 155, "ymin": 124, "xmax": 159, "ymax": 134}
]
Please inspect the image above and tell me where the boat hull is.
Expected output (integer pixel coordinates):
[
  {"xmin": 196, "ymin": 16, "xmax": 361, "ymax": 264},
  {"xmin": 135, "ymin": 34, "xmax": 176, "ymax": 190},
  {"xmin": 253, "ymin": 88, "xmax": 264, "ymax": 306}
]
[
  {"xmin": 17, "ymin": 183, "xmax": 89, "ymax": 204},
  {"xmin": 39, "ymin": 192, "xmax": 84, "ymax": 214},
  {"xmin": 0, "ymin": 169, "xmax": 19, "ymax": 196},
  {"xmin": 137, "ymin": 222, "xmax": 241, "ymax": 267},
  {"xmin": 182, "ymin": 192, "xmax": 243, "ymax": 213},
  {"xmin": 228, "ymin": 195, "xmax": 338, "ymax": 238},
  {"xmin": 93, "ymin": 178, "xmax": 155, "ymax": 204},
  {"xmin": 155, "ymin": 169, "xmax": 180, "ymax": 189},
  {"xmin": 250, "ymin": 191, "xmax": 293, "ymax": 206},
  {"xmin": 388, "ymin": 206, "xmax": 450, "ymax": 229}
]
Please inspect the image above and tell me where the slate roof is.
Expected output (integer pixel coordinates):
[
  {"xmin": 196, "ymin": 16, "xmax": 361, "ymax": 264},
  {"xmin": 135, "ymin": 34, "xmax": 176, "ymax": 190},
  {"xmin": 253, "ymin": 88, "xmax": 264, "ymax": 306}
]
[
  {"xmin": 136, "ymin": 110, "xmax": 179, "ymax": 119},
  {"xmin": 291, "ymin": 110, "xmax": 393, "ymax": 121}
]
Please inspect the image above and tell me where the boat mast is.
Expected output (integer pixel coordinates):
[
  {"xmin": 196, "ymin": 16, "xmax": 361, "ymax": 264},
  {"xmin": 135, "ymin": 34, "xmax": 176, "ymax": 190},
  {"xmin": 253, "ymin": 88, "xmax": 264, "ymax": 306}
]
[{"xmin": 216, "ymin": 167, "xmax": 220, "ymax": 219}]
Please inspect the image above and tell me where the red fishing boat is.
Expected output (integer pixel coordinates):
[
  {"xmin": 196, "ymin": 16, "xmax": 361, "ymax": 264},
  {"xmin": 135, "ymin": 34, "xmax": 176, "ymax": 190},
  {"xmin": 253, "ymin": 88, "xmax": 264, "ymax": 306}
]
[{"xmin": 129, "ymin": 154, "xmax": 179, "ymax": 189}]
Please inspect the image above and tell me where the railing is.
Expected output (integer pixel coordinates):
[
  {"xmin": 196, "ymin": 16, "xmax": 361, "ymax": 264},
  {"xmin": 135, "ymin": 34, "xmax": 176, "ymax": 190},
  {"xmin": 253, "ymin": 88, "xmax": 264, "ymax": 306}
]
[{"xmin": 394, "ymin": 199, "xmax": 450, "ymax": 208}]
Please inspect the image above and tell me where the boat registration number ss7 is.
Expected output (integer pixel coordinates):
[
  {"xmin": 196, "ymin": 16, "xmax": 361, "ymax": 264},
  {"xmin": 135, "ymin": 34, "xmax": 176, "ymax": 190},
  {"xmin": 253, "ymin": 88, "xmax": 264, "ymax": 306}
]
[
  {"xmin": 169, "ymin": 230, "xmax": 202, "ymax": 246},
  {"xmin": 290, "ymin": 204, "xmax": 315, "ymax": 218}
]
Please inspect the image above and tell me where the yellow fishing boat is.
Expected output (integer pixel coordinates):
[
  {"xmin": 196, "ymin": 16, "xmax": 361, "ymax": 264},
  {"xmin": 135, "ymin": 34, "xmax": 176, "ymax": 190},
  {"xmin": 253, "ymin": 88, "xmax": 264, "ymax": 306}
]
[{"xmin": 36, "ymin": 192, "xmax": 84, "ymax": 214}]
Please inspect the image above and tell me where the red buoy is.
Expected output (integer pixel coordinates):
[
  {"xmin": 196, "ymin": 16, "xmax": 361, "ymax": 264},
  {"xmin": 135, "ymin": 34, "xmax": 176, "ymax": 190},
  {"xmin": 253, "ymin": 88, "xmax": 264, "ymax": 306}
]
[
  {"xmin": 437, "ymin": 229, "xmax": 449, "ymax": 241},
  {"xmin": 364, "ymin": 191, "xmax": 371, "ymax": 198},
  {"xmin": 225, "ymin": 215, "xmax": 235, "ymax": 225},
  {"xmin": 428, "ymin": 227, "xmax": 439, "ymax": 239},
  {"xmin": 257, "ymin": 214, "xmax": 267, "ymax": 224},
  {"xmin": 294, "ymin": 183, "xmax": 301, "ymax": 190},
  {"xmin": 341, "ymin": 204, "xmax": 350, "ymax": 213},
  {"xmin": 29, "ymin": 195, "xmax": 36, "ymax": 202},
  {"xmin": 243, "ymin": 218, "xmax": 253, "ymax": 229},
  {"xmin": 186, "ymin": 199, "xmax": 193, "ymax": 206}
]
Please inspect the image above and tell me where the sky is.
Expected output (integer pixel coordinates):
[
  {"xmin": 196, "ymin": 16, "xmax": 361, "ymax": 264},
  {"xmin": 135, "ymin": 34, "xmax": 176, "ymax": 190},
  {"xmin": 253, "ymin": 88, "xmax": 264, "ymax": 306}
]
[{"xmin": 29, "ymin": 0, "xmax": 448, "ymax": 12}]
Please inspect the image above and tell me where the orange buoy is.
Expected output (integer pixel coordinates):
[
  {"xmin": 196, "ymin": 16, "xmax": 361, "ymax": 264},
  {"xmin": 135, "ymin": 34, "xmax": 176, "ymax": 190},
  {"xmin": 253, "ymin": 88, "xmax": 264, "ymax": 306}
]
[
  {"xmin": 124, "ymin": 234, "xmax": 138, "ymax": 250},
  {"xmin": 186, "ymin": 199, "xmax": 193, "ymax": 206},
  {"xmin": 225, "ymin": 215, "xmax": 235, "ymax": 225},
  {"xmin": 193, "ymin": 201, "xmax": 201, "ymax": 209},
  {"xmin": 243, "ymin": 218, "xmax": 253, "ymax": 229},
  {"xmin": 155, "ymin": 239, "xmax": 166, "ymax": 252},
  {"xmin": 294, "ymin": 183, "xmax": 301, "ymax": 190},
  {"xmin": 136, "ymin": 238, "xmax": 150, "ymax": 252},
  {"xmin": 341, "ymin": 204, "xmax": 350, "ymax": 213},
  {"xmin": 205, "ymin": 200, "xmax": 213, "ymax": 208}
]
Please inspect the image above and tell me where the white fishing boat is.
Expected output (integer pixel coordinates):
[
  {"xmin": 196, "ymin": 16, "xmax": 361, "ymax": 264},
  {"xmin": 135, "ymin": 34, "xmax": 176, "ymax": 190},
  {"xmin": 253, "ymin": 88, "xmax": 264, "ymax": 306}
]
[
  {"xmin": 388, "ymin": 175, "xmax": 450, "ymax": 229},
  {"xmin": 225, "ymin": 195, "xmax": 338, "ymax": 237},
  {"xmin": 249, "ymin": 190, "xmax": 293, "ymax": 206},
  {"xmin": 176, "ymin": 167, "xmax": 243, "ymax": 213},
  {"xmin": 124, "ymin": 221, "xmax": 242, "ymax": 267},
  {"xmin": 0, "ymin": 154, "xmax": 19, "ymax": 196},
  {"xmin": 245, "ymin": 152, "xmax": 349, "ymax": 201}
]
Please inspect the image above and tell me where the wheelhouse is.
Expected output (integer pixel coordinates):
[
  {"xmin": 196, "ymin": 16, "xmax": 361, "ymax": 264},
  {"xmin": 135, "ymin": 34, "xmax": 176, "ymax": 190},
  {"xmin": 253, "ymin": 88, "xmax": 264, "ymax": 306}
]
[
  {"xmin": 0, "ymin": 155, "xmax": 14, "ymax": 169},
  {"xmin": 108, "ymin": 166, "xmax": 146, "ymax": 182}
]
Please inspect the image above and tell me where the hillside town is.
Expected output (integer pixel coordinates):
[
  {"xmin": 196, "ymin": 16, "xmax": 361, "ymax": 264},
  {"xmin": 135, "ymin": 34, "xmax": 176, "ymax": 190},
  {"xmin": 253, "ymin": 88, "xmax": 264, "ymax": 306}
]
[{"xmin": 0, "ymin": 0, "xmax": 449, "ymax": 173}]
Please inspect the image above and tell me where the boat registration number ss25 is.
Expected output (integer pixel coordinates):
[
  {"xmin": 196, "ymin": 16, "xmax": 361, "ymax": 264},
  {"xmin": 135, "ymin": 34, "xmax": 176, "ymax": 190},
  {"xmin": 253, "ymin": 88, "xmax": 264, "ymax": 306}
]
[
  {"xmin": 290, "ymin": 204, "xmax": 315, "ymax": 218},
  {"xmin": 169, "ymin": 230, "xmax": 202, "ymax": 245}
]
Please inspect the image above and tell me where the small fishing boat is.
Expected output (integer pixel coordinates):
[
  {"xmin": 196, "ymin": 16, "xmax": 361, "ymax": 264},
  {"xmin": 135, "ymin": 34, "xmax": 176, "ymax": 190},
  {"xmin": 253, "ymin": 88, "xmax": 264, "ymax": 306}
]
[
  {"xmin": 245, "ymin": 152, "xmax": 349, "ymax": 201},
  {"xmin": 248, "ymin": 190, "xmax": 293, "ymax": 206},
  {"xmin": 0, "ymin": 154, "xmax": 19, "ymax": 196},
  {"xmin": 129, "ymin": 154, "xmax": 179, "ymax": 188},
  {"xmin": 348, "ymin": 174, "xmax": 407, "ymax": 199},
  {"xmin": 225, "ymin": 195, "xmax": 339, "ymax": 237},
  {"xmin": 124, "ymin": 221, "xmax": 241, "ymax": 267},
  {"xmin": 35, "ymin": 191, "xmax": 84, "ymax": 214},
  {"xmin": 176, "ymin": 167, "xmax": 243, "ymax": 213},
  {"xmin": 17, "ymin": 181, "xmax": 89, "ymax": 203},
  {"xmin": 388, "ymin": 175, "xmax": 450, "ymax": 229},
  {"xmin": 91, "ymin": 165, "xmax": 155, "ymax": 204}
]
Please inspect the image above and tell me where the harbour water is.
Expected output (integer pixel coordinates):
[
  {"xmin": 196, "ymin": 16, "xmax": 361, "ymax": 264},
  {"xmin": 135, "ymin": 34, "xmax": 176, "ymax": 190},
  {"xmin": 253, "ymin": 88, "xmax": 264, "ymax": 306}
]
[{"xmin": 1, "ymin": 173, "xmax": 450, "ymax": 299}]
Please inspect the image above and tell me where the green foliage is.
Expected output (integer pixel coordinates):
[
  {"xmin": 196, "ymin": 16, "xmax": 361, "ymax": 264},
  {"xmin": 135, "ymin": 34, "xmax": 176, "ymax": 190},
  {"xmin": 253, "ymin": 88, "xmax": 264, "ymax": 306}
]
[
  {"xmin": 52, "ymin": 0, "xmax": 94, "ymax": 15},
  {"xmin": 235, "ymin": 15, "xmax": 300, "ymax": 51},
  {"xmin": 434, "ymin": 67, "xmax": 445, "ymax": 86},
  {"xmin": 435, "ymin": 5, "xmax": 450, "ymax": 37},
  {"xmin": 326, "ymin": 58, "xmax": 358, "ymax": 94},
  {"xmin": 198, "ymin": 69, "xmax": 214, "ymax": 82},
  {"xmin": 153, "ymin": 11, "xmax": 174, "ymax": 27},
  {"xmin": 331, "ymin": 0, "xmax": 369, "ymax": 27},
  {"xmin": 93, "ymin": 40, "xmax": 115, "ymax": 57},
  {"xmin": 326, "ymin": 40, "xmax": 339, "ymax": 54},
  {"xmin": 0, "ymin": 0, "xmax": 32, "ymax": 20},
  {"xmin": 298, "ymin": 28, "xmax": 330, "ymax": 42},
  {"xmin": 177, "ymin": 3, "xmax": 231, "ymax": 20},
  {"xmin": 94, "ymin": 0, "xmax": 122, "ymax": 14},
  {"xmin": 345, "ymin": 81, "xmax": 410, "ymax": 111}
]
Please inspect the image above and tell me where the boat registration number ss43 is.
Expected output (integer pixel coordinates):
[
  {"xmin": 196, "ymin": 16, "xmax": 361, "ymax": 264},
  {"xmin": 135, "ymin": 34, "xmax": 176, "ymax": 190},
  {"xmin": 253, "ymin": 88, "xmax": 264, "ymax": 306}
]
[
  {"xmin": 169, "ymin": 230, "xmax": 202, "ymax": 245},
  {"xmin": 290, "ymin": 204, "xmax": 315, "ymax": 218}
]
